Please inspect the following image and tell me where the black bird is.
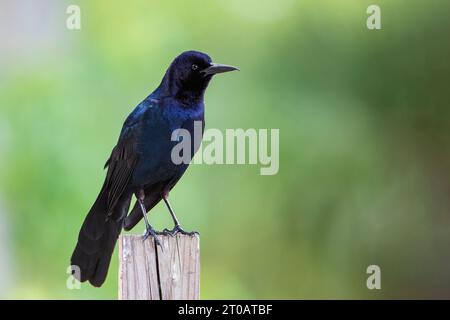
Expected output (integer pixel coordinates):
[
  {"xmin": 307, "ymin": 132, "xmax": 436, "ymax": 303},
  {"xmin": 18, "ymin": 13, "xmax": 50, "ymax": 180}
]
[{"xmin": 71, "ymin": 51, "xmax": 238, "ymax": 287}]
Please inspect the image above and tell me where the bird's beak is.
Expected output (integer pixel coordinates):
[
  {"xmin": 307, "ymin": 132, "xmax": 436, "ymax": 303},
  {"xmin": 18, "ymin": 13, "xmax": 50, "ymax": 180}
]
[{"xmin": 201, "ymin": 63, "xmax": 239, "ymax": 76}]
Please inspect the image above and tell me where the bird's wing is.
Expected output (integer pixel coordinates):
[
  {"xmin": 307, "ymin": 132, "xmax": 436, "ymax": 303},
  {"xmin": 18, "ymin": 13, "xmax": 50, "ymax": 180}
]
[{"xmin": 103, "ymin": 108, "xmax": 142, "ymax": 215}]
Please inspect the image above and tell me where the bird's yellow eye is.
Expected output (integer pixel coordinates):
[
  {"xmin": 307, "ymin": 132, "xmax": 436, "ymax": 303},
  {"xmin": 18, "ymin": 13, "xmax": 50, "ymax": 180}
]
[{"xmin": 191, "ymin": 64, "xmax": 198, "ymax": 71}]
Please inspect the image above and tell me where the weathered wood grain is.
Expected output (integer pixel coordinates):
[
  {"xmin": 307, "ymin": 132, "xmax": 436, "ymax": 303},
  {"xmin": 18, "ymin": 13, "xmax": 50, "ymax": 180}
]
[{"xmin": 119, "ymin": 233, "xmax": 200, "ymax": 300}]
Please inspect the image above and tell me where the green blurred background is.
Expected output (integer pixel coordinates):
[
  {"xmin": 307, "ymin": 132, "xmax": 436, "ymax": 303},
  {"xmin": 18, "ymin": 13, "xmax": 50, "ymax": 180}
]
[{"xmin": 1, "ymin": 0, "xmax": 450, "ymax": 299}]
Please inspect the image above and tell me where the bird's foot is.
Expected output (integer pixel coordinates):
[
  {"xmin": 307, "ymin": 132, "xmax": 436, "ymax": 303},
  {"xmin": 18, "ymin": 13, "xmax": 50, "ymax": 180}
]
[
  {"xmin": 162, "ymin": 225, "xmax": 199, "ymax": 237},
  {"xmin": 143, "ymin": 225, "xmax": 163, "ymax": 248}
]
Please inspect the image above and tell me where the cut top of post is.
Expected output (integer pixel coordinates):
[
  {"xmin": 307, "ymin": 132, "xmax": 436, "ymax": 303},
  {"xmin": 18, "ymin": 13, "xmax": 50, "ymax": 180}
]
[{"xmin": 119, "ymin": 233, "xmax": 200, "ymax": 300}]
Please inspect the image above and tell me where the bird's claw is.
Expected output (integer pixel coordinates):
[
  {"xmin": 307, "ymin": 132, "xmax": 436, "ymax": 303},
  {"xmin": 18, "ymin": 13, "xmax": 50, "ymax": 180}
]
[
  {"xmin": 162, "ymin": 225, "xmax": 199, "ymax": 237},
  {"xmin": 143, "ymin": 225, "xmax": 163, "ymax": 248}
]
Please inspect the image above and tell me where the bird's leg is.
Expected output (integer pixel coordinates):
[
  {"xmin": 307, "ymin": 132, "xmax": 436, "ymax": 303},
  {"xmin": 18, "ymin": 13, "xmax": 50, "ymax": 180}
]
[
  {"xmin": 161, "ymin": 192, "xmax": 198, "ymax": 236},
  {"xmin": 137, "ymin": 190, "xmax": 162, "ymax": 247}
]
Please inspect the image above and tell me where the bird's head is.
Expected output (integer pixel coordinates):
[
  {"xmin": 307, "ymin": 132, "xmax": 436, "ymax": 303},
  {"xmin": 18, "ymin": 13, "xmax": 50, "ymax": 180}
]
[{"xmin": 159, "ymin": 51, "xmax": 239, "ymax": 104}]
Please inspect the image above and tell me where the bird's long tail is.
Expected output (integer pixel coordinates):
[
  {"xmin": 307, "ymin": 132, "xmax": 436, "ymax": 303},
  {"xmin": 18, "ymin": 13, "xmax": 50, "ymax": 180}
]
[{"xmin": 70, "ymin": 186, "xmax": 129, "ymax": 287}]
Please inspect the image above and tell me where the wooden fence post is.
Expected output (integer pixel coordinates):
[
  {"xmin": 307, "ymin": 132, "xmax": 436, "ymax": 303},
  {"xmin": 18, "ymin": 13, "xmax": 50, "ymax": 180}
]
[{"xmin": 118, "ymin": 233, "xmax": 200, "ymax": 300}]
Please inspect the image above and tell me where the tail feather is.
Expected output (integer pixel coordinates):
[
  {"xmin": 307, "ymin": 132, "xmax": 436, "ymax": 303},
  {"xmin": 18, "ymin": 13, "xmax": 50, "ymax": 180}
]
[{"xmin": 71, "ymin": 187, "xmax": 130, "ymax": 287}]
